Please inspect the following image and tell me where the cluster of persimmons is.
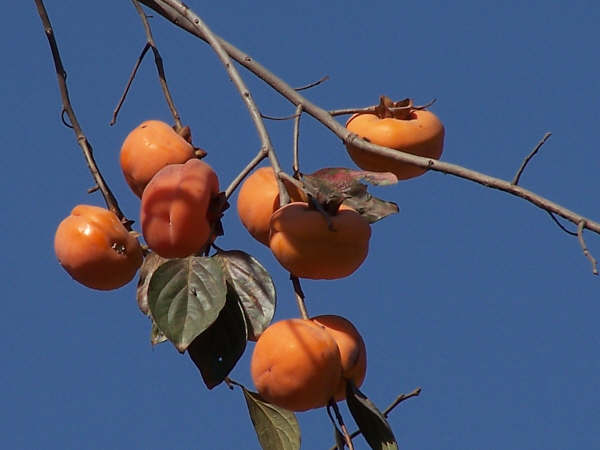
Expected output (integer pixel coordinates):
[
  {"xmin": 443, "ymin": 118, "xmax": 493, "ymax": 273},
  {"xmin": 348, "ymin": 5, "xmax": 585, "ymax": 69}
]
[{"xmin": 53, "ymin": 96, "xmax": 444, "ymax": 413}]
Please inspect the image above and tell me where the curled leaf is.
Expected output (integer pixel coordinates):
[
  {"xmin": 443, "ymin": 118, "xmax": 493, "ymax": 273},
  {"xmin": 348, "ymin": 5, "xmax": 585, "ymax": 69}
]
[
  {"xmin": 214, "ymin": 250, "xmax": 276, "ymax": 341},
  {"xmin": 302, "ymin": 168, "xmax": 399, "ymax": 223}
]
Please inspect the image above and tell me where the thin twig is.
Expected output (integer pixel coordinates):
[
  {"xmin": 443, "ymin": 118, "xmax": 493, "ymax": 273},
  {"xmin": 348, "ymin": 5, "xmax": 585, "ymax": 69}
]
[
  {"xmin": 328, "ymin": 106, "xmax": 379, "ymax": 117},
  {"xmin": 328, "ymin": 387, "xmax": 422, "ymax": 450},
  {"xmin": 110, "ymin": 42, "xmax": 150, "ymax": 125},
  {"xmin": 547, "ymin": 211, "xmax": 578, "ymax": 236},
  {"xmin": 294, "ymin": 75, "xmax": 329, "ymax": 91},
  {"xmin": 224, "ymin": 149, "xmax": 268, "ymax": 198},
  {"xmin": 290, "ymin": 275, "xmax": 309, "ymax": 319},
  {"xmin": 35, "ymin": 0, "xmax": 125, "ymax": 221},
  {"xmin": 382, "ymin": 387, "xmax": 422, "ymax": 416},
  {"xmin": 512, "ymin": 132, "xmax": 552, "ymax": 185},
  {"xmin": 327, "ymin": 401, "xmax": 354, "ymax": 450},
  {"xmin": 577, "ymin": 221, "xmax": 599, "ymax": 275},
  {"xmin": 260, "ymin": 112, "xmax": 301, "ymax": 121},
  {"xmin": 292, "ymin": 105, "xmax": 303, "ymax": 176}
]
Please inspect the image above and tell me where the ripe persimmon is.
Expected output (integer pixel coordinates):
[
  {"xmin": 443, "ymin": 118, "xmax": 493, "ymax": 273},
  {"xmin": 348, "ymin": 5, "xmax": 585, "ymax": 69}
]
[
  {"xmin": 345, "ymin": 97, "xmax": 444, "ymax": 180},
  {"xmin": 54, "ymin": 204, "xmax": 144, "ymax": 290},
  {"xmin": 236, "ymin": 167, "xmax": 306, "ymax": 246},
  {"xmin": 269, "ymin": 202, "xmax": 371, "ymax": 279},
  {"xmin": 251, "ymin": 318, "xmax": 342, "ymax": 411},
  {"xmin": 141, "ymin": 158, "xmax": 220, "ymax": 258},
  {"xmin": 120, "ymin": 120, "xmax": 196, "ymax": 197},
  {"xmin": 312, "ymin": 315, "xmax": 367, "ymax": 400}
]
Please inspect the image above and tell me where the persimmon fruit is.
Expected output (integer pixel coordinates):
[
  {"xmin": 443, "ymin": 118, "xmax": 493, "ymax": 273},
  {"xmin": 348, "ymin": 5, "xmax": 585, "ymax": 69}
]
[
  {"xmin": 269, "ymin": 202, "xmax": 371, "ymax": 279},
  {"xmin": 141, "ymin": 158, "xmax": 220, "ymax": 258},
  {"xmin": 312, "ymin": 315, "xmax": 367, "ymax": 400},
  {"xmin": 54, "ymin": 204, "xmax": 144, "ymax": 290},
  {"xmin": 236, "ymin": 167, "xmax": 306, "ymax": 246},
  {"xmin": 345, "ymin": 97, "xmax": 444, "ymax": 180},
  {"xmin": 120, "ymin": 120, "xmax": 196, "ymax": 197},
  {"xmin": 250, "ymin": 318, "xmax": 342, "ymax": 411}
]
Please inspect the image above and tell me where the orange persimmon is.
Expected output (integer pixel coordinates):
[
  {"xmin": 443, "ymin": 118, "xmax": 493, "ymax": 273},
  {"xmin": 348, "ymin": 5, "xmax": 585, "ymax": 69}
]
[
  {"xmin": 269, "ymin": 202, "xmax": 371, "ymax": 279},
  {"xmin": 236, "ymin": 167, "xmax": 306, "ymax": 246},
  {"xmin": 251, "ymin": 318, "xmax": 342, "ymax": 411},
  {"xmin": 120, "ymin": 120, "xmax": 196, "ymax": 197},
  {"xmin": 312, "ymin": 315, "xmax": 367, "ymax": 400},
  {"xmin": 141, "ymin": 158, "xmax": 220, "ymax": 258},
  {"xmin": 54, "ymin": 204, "xmax": 143, "ymax": 290},
  {"xmin": 345, "ymin": 97, "xmax": 444, "ymax": 180}
]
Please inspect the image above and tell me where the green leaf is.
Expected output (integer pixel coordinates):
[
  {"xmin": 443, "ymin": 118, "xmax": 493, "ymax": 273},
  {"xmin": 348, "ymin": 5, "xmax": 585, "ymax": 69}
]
[
  {"xmin": 188, "ymin": 290, "xmax": 248, "ymax": 389},
  {"xmin": 301, "ymin": 168, "xmax": 399, "ymax": 223},
  {"xmin": 214, "ymin": 250, "xmax": 276, "ymax": 341},
  {"xmin": 346, "ymin": 383, "xmax": 398, "ymax": 450},
  {"xmin": 147, "ymin": 257, "xmax": 227, "ymax": 353},
  {"xmin": 242, "ymin": 387, "xmax": 301, "ymax": 450}
]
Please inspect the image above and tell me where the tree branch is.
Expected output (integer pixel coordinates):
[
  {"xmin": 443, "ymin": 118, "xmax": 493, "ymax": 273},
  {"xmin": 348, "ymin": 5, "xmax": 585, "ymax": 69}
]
[
  {"xmin": 137, "ymin": 0, "xmax": 600, "ymax": 236},
  {"xmin": 35, "ymin": 0, "xmax": 126, "ymax": 222}
]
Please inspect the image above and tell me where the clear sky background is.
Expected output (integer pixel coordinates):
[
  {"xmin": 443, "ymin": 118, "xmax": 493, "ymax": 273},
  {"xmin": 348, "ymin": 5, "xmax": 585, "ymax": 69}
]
[{"xmin": 3, "ymin": 1, "xmax": 599, "ymax": 449}]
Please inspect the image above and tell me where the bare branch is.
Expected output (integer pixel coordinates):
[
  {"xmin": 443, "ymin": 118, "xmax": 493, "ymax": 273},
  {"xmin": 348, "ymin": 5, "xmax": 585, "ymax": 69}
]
[
  {"xmin": 131, "ymin": 2, "xmax": 600, "ymax": 280},
  {"xmin": 35, "ymin": 0, "xmax": 125, "ymax": 221},
  {"xmin": 577, "ymin": 221, "xmax": 599, "ymax": 275},
  {"xmin": 148, "ymin": 0, "xmax": 289, "ymax": 206},
  {"xmin": 512, "ymin": 132, "xmax": 552, "ymax": 185}
]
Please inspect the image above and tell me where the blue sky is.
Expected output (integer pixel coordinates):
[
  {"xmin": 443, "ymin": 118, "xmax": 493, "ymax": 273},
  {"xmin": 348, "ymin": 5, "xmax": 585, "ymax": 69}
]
[{"xmin": 3, "ymin": 1, "xmax": 600, "ymax": 449}]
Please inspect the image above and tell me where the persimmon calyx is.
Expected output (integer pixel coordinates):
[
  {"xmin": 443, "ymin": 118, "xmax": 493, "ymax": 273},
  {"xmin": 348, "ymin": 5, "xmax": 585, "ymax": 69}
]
[{"xmin": 373, "ymin": 95, "xmax": 437, "ymax": 119}]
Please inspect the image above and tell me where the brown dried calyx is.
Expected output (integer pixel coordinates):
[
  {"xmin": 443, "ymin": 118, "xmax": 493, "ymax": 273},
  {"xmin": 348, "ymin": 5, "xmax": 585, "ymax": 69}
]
[{"xmin": 373, "ymin": 95, "xmax": 437, "ymax": 120}]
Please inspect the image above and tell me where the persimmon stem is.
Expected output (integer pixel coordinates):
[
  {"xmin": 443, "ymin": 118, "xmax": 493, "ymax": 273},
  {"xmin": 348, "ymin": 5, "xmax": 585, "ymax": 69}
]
[
  {"xmin": 291, "ymin": 275, "xmax": 309, "ymax": 320},
  {"xmin": 292, "ymin": 105, "xmax": 303, "ymax": 177},
  {"xmin": 327, "ymin": 400, "xmax": 354, "ymax": 450},
  {"xmin": 35, "ymin": 0, "xmax": 126, "ymax": 222}
]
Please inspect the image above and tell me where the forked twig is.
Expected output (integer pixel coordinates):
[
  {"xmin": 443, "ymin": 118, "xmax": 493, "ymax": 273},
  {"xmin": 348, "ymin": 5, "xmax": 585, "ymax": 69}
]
[{"xmin": 111, "ymin": 0, "xmax": 183, "ymax": 129}]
